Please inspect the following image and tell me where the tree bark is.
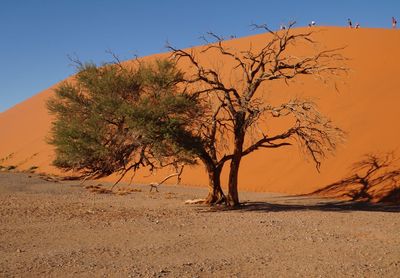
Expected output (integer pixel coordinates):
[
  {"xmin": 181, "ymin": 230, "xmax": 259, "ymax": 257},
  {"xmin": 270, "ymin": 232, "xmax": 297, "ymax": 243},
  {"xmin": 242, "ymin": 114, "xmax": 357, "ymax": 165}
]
[
  {"xmin": 227, "ymin": 155, "xmax": 241, "ymax": 206},
  {"xmin": 199, "ymin": 154, "xmax": 226, "ymax": 205},
  {"xmin": 227, "ymin": 113, "xmax": 245, "ymax": 207},
  {"xmin": 204, "ymin": 165, "xmax": 225, "ymax": 205}
]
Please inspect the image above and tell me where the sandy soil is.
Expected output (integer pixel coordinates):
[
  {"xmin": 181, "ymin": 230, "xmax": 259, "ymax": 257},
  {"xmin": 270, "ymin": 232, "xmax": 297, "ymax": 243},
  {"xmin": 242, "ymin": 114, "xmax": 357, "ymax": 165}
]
[{"xmin": 1, "ymin": 172, "xmax": 399, "ymax": 277}]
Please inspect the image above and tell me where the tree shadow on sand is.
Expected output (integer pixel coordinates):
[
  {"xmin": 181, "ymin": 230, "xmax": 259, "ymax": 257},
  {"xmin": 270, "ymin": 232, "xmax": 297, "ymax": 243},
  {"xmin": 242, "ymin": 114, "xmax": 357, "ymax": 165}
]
[
  {"xmin": 202, "ymin": 194, "xmax": 400, "ymax": 213},
  {"xmin": 311, "ymin": 152, "xmax": 400, "ymax": 204},
  {"xmin": 234, "ymin": 199, "xmax": 400, "ymax": 213},
  {"xmin": 202, "ymin": 152, "xmax": 400, "ymax": 213}
]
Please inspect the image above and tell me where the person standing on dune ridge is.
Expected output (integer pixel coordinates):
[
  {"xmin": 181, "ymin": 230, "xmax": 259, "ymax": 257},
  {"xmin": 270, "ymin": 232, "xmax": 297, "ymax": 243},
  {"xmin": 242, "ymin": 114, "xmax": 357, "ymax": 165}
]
[
  {"xmin": 392, "ymin": 17, "xmax": 397, "ymax": 29},
  {"xmin": 348, "ymin": 18, "xmax": 353, "ymax": 28}
]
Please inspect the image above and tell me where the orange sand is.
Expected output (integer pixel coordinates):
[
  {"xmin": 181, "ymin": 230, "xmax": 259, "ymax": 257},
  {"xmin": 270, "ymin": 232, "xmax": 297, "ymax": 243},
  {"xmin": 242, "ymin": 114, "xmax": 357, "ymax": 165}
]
[{"xmin": 1, "ymin": 27, "xmax": 399, "ymax": 195}]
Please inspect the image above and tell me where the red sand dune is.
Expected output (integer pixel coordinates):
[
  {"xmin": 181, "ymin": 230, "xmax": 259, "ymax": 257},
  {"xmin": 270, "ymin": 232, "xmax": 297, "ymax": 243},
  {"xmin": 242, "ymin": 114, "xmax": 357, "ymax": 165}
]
[{"xmin": 1, "ymin": 27, "xmax": 400, "ymax": 197}]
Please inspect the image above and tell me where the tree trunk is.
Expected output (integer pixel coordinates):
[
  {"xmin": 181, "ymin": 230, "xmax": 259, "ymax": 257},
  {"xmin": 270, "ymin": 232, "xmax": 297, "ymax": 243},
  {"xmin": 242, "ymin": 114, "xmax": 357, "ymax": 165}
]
[
  {"xmin": 227, "ymin": 113, "xmax": 245, "ymax": 207},
  {"xmin": 227, "ymin": 156, "xmax": 241, "ymax": 206},
  {"xmin": 204, "ymin": 166, "xmax": 225, "ymax": 205},
  {"xmin": 199, "ymin": 154, "xmax": 226, "ymax": 205}
]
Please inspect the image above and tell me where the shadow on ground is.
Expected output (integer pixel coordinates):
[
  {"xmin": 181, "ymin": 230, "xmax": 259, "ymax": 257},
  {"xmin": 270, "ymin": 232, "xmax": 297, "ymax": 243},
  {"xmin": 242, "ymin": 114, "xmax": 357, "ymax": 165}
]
[
  {"xmin": 310, "ymin": 152, "xmax": 400, "ymax": 204},
  {"xmin": 235, "ymin": 200, "xmax": 400, "ymax": 213},
  {"xmin": 197, "ymin": 193, "xmax": 400, "ymax": 213}
]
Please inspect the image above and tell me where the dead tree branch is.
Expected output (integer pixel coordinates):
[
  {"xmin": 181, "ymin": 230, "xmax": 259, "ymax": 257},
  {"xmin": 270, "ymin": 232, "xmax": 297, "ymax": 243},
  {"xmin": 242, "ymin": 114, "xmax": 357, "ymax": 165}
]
[{"xmin": 149, "ymin": 164, "xmax": 185, "ymax": 192}]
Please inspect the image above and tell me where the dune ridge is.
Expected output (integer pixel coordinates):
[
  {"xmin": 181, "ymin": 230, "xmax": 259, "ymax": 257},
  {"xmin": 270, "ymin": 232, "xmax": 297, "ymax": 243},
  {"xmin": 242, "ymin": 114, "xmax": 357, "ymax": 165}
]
[{"xmin": 1, "ymin": 27, "xmax": 399, "ymax": 198}]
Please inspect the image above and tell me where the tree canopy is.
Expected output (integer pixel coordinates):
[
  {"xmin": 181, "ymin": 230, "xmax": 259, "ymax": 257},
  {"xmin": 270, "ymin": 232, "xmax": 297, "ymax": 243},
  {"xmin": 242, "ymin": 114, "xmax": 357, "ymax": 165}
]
[{"xmin": 48, "ymin": 59, "xmax": 202, "ymax": 181}]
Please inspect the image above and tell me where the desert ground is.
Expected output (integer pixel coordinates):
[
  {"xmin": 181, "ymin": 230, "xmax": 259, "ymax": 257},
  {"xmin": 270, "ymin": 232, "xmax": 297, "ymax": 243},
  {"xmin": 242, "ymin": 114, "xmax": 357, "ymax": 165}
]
[{"xmin": 1, "ymin": 171, "xmax": 399, "ymax": 277}]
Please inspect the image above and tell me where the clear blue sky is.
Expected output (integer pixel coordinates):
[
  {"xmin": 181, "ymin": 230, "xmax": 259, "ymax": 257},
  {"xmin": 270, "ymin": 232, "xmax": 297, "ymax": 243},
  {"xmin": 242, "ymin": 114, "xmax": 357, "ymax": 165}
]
[{"xmin": 0, "ymin": 0, "xmax": 399, "ymax": 112}]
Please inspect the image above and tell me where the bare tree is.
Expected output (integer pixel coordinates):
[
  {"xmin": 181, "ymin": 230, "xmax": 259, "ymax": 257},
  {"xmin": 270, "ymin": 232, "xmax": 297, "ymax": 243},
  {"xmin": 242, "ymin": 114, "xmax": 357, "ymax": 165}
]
[{"xmin": 168, "ymin": 23, "xmax": 347, "ymax": 206}]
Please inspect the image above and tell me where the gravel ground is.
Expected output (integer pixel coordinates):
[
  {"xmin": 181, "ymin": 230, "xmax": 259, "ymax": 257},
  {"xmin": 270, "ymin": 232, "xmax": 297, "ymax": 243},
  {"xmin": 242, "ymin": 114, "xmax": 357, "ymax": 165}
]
[{"xmin": 0, "ymin": 172, "xmax": 399, "ymax": 277}]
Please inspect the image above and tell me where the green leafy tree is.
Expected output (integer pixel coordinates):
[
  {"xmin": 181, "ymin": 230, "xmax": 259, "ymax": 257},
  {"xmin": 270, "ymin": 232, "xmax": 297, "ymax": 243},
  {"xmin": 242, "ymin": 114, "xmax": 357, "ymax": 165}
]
[{"xmin": 48, "ymin": 59, "xmax": 202, "ymax": 183}]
